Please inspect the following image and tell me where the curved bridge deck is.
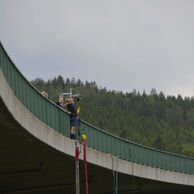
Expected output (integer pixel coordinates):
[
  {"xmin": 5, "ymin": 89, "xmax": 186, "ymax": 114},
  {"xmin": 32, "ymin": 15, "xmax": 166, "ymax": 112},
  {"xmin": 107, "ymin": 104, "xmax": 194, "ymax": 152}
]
[{"xmin": 1, "ymin": 42, "xmax": 194, "ymax": 193}]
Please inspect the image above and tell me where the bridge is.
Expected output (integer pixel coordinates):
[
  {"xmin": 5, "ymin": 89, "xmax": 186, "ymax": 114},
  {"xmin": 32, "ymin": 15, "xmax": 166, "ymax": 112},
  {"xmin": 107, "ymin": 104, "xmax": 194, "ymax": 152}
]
[{"xmin": 0, "ymin": 42, "xmax": 194, "ymax": 194}]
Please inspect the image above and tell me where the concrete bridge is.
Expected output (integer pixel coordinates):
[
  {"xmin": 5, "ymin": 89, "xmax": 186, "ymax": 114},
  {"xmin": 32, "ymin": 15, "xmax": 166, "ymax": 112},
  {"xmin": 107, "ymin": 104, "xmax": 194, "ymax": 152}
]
[{"xmin": 1, "ymin": 42, "xmax": 194, "ymax": 194}]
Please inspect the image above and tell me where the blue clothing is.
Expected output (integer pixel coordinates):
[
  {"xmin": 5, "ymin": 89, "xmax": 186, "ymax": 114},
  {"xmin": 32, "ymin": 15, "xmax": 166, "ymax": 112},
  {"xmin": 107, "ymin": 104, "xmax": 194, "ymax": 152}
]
[
  {"xmin": 66, "ymin": 103, "xmax": 77, "ymax": 118},
  {"xmin": 66, "ymin": 102, "xmax": 78, "ymax": 127},
  {"xmin": 70, "ymin": 117, "xmax": 78, "ymax": 127}
]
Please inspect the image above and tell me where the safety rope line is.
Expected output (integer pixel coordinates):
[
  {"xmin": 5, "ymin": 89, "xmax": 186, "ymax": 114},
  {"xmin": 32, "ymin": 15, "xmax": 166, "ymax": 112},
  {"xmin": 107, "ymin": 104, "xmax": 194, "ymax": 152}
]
[
  {"xmin": 82, "ymin": 135, "xmax": 89, "ymax": 194},
  {"xmin": 112, "ymin": 156, "xmax": 118, "ymax": 194},
  {"xmin": 75, "ymin": 140, "xmax": 81, "ymax": 194},
  {"xmin": 113, "ymin": 171, "xmax": 118, "ymax": 194}
]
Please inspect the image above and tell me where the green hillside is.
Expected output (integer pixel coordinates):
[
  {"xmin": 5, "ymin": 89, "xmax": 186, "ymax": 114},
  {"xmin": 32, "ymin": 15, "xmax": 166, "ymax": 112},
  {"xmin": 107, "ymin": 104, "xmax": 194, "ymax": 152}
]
[{"xmin": 31, "ymin": 76, "xmax": 194, "ymax": 157}]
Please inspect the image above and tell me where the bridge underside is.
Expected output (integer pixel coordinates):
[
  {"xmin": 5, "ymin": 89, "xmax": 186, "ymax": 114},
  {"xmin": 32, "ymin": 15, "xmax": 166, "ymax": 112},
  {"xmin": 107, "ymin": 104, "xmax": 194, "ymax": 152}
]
[{"xmin": 0, "ymin": 97, "xmax": 194, "ymax": 194}]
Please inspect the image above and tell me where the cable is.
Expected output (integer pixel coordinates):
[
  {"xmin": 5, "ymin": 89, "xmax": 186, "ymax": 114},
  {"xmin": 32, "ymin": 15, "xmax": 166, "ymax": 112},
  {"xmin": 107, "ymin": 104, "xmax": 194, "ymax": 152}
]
[
  {"xmin": 82, "ymin": 135, "xmax": 89, "ymax": 194},
  {"xmin": 112, "ymin": 157, "xmax": 118, "ymax": 194}
]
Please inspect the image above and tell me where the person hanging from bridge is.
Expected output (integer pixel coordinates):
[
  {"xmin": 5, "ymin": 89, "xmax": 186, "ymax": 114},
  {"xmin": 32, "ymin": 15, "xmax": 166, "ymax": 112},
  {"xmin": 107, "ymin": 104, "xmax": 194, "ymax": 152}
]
[{"xmin": 65, "ymin": 96, "xmax": 80, "ymax": 139}]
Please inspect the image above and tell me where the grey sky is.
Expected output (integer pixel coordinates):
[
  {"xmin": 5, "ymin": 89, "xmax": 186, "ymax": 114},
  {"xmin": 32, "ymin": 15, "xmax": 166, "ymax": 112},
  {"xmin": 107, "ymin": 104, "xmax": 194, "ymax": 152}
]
[{"xmin": 0, "ymin": 0, "xmax": 194, "ymax": 97}]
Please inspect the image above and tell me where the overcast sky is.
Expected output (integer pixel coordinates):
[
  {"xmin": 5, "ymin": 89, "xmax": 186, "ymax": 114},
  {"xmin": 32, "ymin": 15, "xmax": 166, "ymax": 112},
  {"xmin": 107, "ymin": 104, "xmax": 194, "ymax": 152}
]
[{"xmin": 0, "ymin": 0, "xmax": 194, "ymax": 97}]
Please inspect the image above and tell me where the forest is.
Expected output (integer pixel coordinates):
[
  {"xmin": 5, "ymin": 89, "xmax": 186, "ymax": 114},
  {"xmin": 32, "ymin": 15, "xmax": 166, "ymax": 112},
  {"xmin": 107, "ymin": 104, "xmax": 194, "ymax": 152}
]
[{"xmin": 31, "ymin": 76, "xmax": 194, "ymax": 157}]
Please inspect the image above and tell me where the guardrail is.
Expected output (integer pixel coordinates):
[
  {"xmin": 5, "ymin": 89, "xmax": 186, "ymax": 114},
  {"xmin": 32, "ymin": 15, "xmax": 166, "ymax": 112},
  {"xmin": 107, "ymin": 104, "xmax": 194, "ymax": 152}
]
[
  {"xmin": 79, "ymin": 120, "xmax": 194, "ymax": 174},
  {"xmin": 0, "ymin": 42, "xmax": 70, "ymax": 137},
  {"xmin": 1, "ymin": 42, "xmax": 194, "ymax": 174}
]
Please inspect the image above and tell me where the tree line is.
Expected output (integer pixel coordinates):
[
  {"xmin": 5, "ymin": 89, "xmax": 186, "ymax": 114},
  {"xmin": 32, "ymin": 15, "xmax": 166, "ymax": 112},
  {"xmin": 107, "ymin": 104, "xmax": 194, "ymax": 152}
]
[{"xmin": 31, "ymin": 76, "xmax": 194, "ymax": 157}]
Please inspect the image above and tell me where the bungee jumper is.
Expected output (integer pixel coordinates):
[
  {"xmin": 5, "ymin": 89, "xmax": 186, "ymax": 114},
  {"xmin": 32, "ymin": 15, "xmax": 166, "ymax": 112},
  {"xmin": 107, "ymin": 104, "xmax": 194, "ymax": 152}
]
[
  {"xmin": 65, "ymin": 96, "xmax": 80, "ymax": 139},
  {"xmin": 59, "ymin": 88, "xmax": 81, "ymax": 139},
  {"xmin": 58, "ymin": 89, "xmax": 88, "ymax": 193}
]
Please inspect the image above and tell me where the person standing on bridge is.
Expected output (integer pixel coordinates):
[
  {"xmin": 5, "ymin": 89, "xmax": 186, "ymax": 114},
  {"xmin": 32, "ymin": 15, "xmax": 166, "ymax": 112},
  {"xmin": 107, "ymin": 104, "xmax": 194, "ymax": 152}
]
[
  {"xmin": 65, "ymin": 97, "xmax": 80, "ymax": 139},
  {"xmin": 56, "ymin": 96, "xmax": 65, "ymax": 108},
  {"xmin": 41, "ymin": 91, "xmax": 49, "ymax": 99}
]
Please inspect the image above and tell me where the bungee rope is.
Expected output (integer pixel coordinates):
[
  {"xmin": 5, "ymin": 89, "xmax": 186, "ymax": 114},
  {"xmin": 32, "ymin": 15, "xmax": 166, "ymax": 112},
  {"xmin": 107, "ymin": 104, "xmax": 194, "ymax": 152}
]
[
  {"xmin": 82, "ymin": 134, "xmax": 89, "ymax": 194},
  {"xmin": 75, "ymin": 140, "xmax": 81, "ymax": 194}
]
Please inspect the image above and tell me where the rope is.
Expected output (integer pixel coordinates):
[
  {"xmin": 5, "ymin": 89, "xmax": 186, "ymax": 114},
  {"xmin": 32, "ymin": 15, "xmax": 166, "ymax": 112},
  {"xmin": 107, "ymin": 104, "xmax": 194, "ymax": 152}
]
[
  {"xmin": 83, "ymin": 139, "xmax": 89, "ymax": 194},
  {"xmin": 112, "ymin": 157, "xmax": 118, "ymax": 194},
  {"xmin": 113, "ymin": 171, "xmax": 118, "ymax": 194},
  {"xmin": 75, "ymin": 140, "xmax": 81, "ymax": 194}
]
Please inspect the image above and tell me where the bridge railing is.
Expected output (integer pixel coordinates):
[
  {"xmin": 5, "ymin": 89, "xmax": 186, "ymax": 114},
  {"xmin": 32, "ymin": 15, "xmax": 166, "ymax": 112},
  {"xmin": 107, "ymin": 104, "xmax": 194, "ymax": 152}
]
[
  {"xmin": 79, "ymin": 120, "xmax": 194, "ymax": 174},
  {"xmin": 1, "ymin": 42, "xmax": 194, "ymax": 175},
  {"xmin": 0, "ymin": 42, "xmax": 70, "ymax": 137}
]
